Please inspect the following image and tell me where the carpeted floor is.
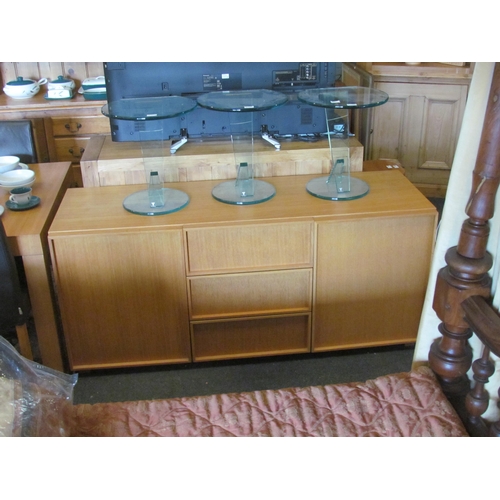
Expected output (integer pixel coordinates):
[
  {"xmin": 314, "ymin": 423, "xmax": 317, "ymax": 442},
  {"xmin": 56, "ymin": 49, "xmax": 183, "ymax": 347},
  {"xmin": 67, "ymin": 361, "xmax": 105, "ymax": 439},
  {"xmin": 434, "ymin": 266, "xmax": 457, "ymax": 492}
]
[{"xmin": 72, "ymin": 344, "xmax": 415, "ymax": 405}]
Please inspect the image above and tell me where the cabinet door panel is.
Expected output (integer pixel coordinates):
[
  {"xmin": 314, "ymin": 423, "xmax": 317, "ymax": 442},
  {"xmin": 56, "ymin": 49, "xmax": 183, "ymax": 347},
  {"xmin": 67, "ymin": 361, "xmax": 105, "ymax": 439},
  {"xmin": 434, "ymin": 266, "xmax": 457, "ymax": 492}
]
[
  {"xmin": 370, "ymin": 81, "xmax": 467, "ymax": 187},
  {"xmin": 370, "ymin": 95, "xmax": 407, "ymax": 161},
  {"xmin": 420, "ymin": 96, "xmax": 463, "ymax": 171},
  {"xmin": 51, "ymin": 230, "xmax": 190, "ymax": 369},
  {"xmin": 313, "ymin": 215, "xmax": 435, "ymax": 351}
]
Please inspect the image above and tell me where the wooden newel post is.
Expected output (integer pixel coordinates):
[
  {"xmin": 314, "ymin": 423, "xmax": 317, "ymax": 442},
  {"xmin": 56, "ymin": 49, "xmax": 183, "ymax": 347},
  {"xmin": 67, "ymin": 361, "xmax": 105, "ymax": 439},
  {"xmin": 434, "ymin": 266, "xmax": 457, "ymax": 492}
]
[{"xmin": 430, "ymin": 63, "xmax": 500, "ymax": 400}]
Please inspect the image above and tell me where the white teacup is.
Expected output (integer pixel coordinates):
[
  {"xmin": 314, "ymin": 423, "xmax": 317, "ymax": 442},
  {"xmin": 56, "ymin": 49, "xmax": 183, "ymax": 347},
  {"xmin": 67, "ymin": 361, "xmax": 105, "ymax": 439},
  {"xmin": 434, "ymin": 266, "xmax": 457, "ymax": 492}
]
[{"xmin": 9, "ymin": 186, "xmax": 32, "ymax": 206}]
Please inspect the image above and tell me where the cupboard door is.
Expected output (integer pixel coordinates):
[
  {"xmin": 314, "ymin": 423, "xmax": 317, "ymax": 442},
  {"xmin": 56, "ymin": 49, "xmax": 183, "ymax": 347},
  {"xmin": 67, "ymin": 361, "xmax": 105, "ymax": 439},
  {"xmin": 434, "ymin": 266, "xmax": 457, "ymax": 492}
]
[
  {"xmin": 370, "ymin": 82, "xmax": 467, "ymax": 186},
  {"xmin": 313, "ymin": 215, "xmax": 435, "ymax": 351},
  {"xmin": 369, "ymin": 86, "xmax": 407, "ymax": 162},
  {"xmin": 51, "ymin": 230, "xmax": 190, "ymax": 370}
]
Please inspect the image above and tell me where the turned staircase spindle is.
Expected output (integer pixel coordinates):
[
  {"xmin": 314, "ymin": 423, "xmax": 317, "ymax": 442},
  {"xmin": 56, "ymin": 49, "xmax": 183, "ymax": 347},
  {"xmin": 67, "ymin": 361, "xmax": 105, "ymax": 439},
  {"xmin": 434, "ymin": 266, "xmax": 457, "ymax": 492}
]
[
  {"xmin": 430, "ymin": 63, "xmax": 500, "ymax": 424},
  {"xmin": 461, "ymin": 294, "xmax": 500, "ymax": 434},
  {"xmin": 465, "ymin": 345, "xmax": 495, "ymax": 432},
  {"xmin": 491, "ymin": 388, "xmax": 500, "ymax": 437}
]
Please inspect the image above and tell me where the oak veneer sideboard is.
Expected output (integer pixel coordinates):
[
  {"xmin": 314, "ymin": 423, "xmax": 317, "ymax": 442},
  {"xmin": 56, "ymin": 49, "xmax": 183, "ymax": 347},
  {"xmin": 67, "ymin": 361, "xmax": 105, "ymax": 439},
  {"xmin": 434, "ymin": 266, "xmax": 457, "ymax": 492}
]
[{"xmin": 48, "ymin": 172, "xmax": 437, "ymax": 371}]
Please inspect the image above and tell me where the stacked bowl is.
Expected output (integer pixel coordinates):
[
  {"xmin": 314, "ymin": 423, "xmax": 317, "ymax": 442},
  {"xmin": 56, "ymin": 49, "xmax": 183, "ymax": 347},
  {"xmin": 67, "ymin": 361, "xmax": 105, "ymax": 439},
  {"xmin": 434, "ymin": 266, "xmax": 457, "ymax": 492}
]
[
  {"xmin": 0, "ymin": 156, "xmax": 21, "ymax": 173},
  {"xmin": 0, "ymin": 156, "xmax": 36, "ymax": 189}
]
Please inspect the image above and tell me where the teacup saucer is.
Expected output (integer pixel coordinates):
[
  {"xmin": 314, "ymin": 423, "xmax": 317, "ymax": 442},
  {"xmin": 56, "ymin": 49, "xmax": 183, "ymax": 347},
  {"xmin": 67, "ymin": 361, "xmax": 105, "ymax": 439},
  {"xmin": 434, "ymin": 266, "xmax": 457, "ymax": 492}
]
[{"xmin": 6, "ymin": 196, "xmax": 40, "ymax": 211}]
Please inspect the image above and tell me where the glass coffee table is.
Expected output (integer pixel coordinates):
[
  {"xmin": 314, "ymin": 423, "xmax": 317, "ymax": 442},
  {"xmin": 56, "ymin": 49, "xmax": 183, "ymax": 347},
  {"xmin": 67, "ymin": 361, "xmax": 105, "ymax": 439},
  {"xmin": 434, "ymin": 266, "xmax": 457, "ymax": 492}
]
[
  {"xmin": 298, "ymin": 87, "xmax": 389, "ymax": 201},
  {"xmin": 102, "ymin": 96, "xmax": 197, "ymax": 215},
  {"xmin": 197, "ymin": 89, "xmax": 288, "ymax": 205}
]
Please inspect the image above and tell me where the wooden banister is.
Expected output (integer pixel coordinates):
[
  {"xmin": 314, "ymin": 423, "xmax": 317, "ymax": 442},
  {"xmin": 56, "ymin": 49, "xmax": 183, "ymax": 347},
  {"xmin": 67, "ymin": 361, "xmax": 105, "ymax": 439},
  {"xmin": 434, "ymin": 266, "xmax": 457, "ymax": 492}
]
[
  {"xmin": 429, "ymin": 62, "xmax": 500, "ymax": 435},
  {"xmin": 462, "ymin": 295, "xmax": 500, "ymax": 435},
  {"xmin": 462, "ymin": 295, "xmax": 500, "ymax": 357}
]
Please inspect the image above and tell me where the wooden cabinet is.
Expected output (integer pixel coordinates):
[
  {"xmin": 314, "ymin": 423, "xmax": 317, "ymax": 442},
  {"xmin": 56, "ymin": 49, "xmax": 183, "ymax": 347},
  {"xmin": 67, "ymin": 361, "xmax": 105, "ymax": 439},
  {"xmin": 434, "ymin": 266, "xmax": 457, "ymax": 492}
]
[
  {"xmin": 369, "ymin": 80, "xmax": 468, "ymax": 192},
  {"xmin": 45, "ymin": 114, "xmax": 110, "ymax": 186},
  {"xmin": 0, "ymin": 94, "xmax": 109, "ymax": 187},
  {"xmin": 343, "ymin": 63, "xmax": 473, "ymax": 196},
  {"xmin": 48, "ymin": 172, "xmax": 437, "ymax": 371},
  {"xmin": 0, "ymin": 62, "xmax": 109, "ymax": 186}
]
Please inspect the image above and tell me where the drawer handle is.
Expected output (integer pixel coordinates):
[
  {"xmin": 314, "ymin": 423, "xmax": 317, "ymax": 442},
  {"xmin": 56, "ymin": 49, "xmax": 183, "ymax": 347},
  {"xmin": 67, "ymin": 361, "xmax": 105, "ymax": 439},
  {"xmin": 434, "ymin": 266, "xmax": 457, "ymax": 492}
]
[
  {"xmin": 65, "ymin": 122, "xmax": 82, "ymax": 133},
  {"xmin": 69, "ymin": 147, "xmax": 85, "ymax": 158}
]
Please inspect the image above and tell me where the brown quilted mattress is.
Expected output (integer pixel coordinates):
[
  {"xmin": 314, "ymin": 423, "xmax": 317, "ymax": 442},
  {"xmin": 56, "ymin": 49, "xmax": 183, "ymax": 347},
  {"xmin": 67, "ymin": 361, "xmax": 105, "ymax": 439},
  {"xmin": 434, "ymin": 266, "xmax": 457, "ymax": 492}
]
[{"xmin": 71, "ymin": 366, "xmax": 468, "ymax": 437}]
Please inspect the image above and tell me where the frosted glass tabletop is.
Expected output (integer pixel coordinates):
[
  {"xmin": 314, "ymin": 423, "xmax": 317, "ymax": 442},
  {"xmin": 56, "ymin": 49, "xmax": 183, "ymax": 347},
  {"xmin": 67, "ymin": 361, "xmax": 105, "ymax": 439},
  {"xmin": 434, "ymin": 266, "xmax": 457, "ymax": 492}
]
[
  {"xmin": 102, "ymin": 96, "xmax": 197, "ymax": 121},
  {"xmin": 123, "ymin": 188, "xmax": 190, "ymax": 216},
  {"xmin": 197, "ymin": 89, "xmax": 288, "ymax": 112},
  {"xmin": 298, "ymin": 87, "xmax": 389, "ymax": 109}
]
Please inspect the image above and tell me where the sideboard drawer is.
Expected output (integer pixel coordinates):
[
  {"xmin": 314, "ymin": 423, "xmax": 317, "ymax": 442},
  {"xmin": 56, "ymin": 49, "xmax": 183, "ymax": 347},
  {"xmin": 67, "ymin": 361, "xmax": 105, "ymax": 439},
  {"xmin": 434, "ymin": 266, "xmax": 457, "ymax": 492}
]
[
  {"xmin": 51, "ymin": 116, "xmax": 110, "ymax": 136},
  {"xmin": 191, "ymin": 314, "xmax": 311, "ymax": 361},
  {"xmin": 185, "ymin": 222, "xmax": 314, "ymax": 275},
  {"xmin": 189, "ymin": 269, "xmax": 312, "ymax": 319},
  {"xmin": 53, "ymin": 137, "xmax": 90, "ymax": 161}
]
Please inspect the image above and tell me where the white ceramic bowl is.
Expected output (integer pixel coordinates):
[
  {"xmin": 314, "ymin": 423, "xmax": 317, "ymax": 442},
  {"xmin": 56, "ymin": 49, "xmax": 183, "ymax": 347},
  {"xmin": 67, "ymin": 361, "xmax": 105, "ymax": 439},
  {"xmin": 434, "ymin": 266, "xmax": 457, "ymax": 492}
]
[
  {"xmin": 3, "ymin": 77, "xmax": 48, "ymax": 99},
  {"xmin": 0, "ymin": 156, "xmax": 20, "ymax": 173},
  {"xmin": 4, "ymin": 178, "xmax": 36, "ymax": 189},
  {"xmin": 0, "ymin": 169, "xmax": 36, "ymax": 188},
  {"xmin": 0, "ymin": 178, "xmax": 36, "ymax": 189}
]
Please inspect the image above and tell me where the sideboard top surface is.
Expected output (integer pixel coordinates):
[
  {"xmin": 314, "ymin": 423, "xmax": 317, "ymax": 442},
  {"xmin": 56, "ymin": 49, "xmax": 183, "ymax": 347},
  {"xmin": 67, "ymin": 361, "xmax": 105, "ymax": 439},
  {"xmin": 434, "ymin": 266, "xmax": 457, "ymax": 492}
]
[
  {"xmin": 48, "ymin": 172, "xmax": 437, "ymax": 236},
  {"xmin": 0, "ymin": 93, "xmax": 106, "ymax": 114}
]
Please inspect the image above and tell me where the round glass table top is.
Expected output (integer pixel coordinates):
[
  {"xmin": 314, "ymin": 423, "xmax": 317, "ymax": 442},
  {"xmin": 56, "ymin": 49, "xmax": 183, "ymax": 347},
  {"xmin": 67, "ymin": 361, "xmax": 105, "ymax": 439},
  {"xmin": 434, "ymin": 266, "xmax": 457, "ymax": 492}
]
[
  {"xmin": 197, "ymin": 89, "xmax": 288, "ymax": 112},
  {"xmin": 298, "ymin": 86, "xmax": 389, "ymax": 109},
  {"xmin": 212, "ymin": 179, "xmax": 276, "ymax": 205},
  {"xmin": 306, "ymin": 176, "xmax": 370, "ymax": 201},
  {"xmin": 102, "ymin": 96, "xmax": 197, "ymax": 121},
  {"xmin": 123, "ymin": 188, "xmax": 190, "ymax": 216}
]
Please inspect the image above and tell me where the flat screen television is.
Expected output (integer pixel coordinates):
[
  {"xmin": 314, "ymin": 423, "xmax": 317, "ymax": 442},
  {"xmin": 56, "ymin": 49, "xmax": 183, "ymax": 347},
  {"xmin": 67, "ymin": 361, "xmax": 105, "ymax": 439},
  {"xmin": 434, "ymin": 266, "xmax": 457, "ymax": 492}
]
[{"xmin": 103, "ymin": 62, "xmax": 342, "ymax": 143}]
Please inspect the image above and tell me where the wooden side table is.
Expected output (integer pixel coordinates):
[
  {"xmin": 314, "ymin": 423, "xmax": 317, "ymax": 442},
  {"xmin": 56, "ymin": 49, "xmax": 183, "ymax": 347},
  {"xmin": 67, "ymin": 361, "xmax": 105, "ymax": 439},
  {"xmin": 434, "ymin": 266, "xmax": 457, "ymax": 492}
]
[{"xmin": 1, "ymin": 162, "xmax": 73, "ymax": 370}]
